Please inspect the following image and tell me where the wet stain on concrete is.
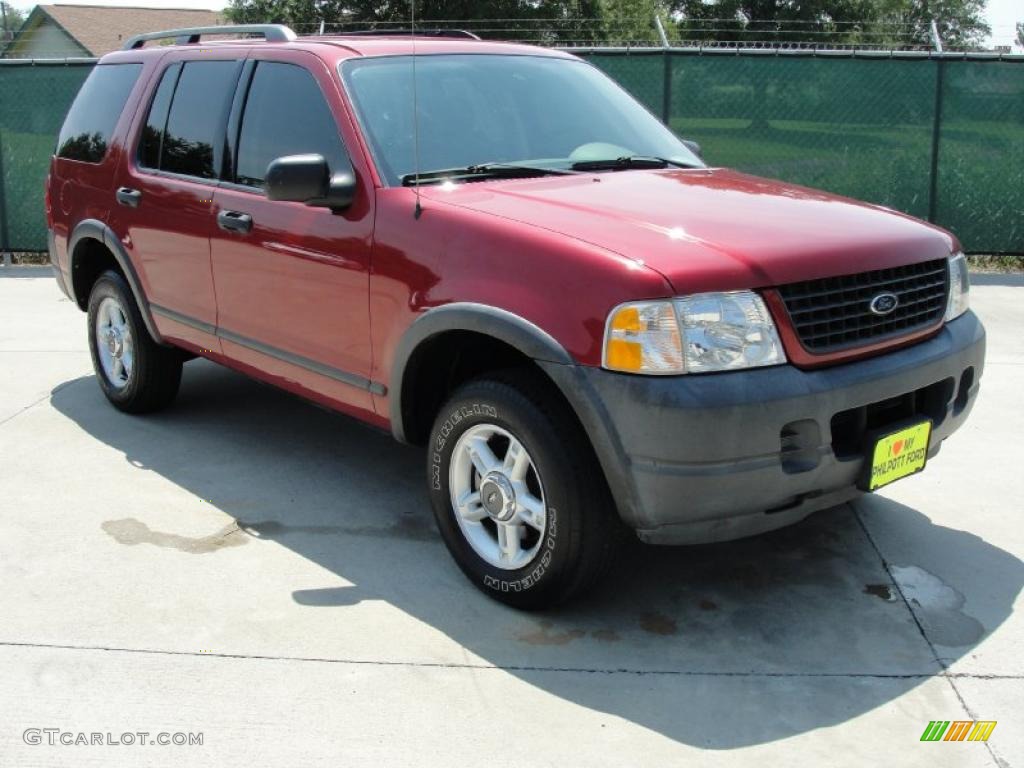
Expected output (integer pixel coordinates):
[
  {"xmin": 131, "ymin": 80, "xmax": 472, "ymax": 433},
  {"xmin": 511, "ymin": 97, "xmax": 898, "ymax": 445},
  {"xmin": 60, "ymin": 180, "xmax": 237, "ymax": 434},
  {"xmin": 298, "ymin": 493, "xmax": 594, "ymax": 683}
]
[
  {"xmin": 103, "ymin": 514, "xmax": 437, "ymax": 555},
  {"xmin": 591, "ymin": 628, "xmax": 621, "ymax": 643},
  {"xmin": 891, "ymin": 565, "xmax": 985, "ymax": 647},
  {"xmin": 101, "ymin": 518, "xmax": 247, "ymax": 554},
  {"xmin": 639, "ymin": 611, "xmax": 678, "ymax": 636},
  {"xmin": 517, "ymin": 620, "xmax": 586, "ymax": 646},
  {"xmin": 239, "ymin": 517, "xmax": 436, "ymax": 542},
  {"xmin": 864, "ymin": 583, "xmax": 896, "ymax": 601}
]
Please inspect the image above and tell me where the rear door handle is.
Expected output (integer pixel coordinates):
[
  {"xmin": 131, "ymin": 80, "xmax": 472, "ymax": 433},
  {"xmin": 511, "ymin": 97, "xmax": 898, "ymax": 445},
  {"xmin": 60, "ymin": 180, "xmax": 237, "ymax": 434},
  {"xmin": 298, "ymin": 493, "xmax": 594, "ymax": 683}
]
[
  {"xmin": 217, "ymin": 210, "xmax": 253, "ymax": 234},
  {"xmin": 116, "ymin": 187, "xmax": 142, "ymax": 208}
]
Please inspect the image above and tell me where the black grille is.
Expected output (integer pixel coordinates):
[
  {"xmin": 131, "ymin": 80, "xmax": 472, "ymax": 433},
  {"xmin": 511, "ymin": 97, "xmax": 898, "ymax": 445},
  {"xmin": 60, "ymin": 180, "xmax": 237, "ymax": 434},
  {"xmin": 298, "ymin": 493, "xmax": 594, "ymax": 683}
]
[{"xmin": 777, "ymin": 259, "xmax": 948, "ymax": 352}]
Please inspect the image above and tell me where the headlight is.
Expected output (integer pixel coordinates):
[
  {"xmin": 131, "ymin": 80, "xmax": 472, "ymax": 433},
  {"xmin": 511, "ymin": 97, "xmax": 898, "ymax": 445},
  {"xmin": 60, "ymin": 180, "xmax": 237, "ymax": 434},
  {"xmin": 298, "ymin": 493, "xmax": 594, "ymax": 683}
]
[
  {"xmin": 603, "ymin": 291, "xmax": 786, "ymax": 374},
  {"xmin": 945, "ymin": 251, "xmax": 970, "ymax": 321},
  {"xmin": 676, "ymin": 291, "xmax": 787, "ymax": 373}
]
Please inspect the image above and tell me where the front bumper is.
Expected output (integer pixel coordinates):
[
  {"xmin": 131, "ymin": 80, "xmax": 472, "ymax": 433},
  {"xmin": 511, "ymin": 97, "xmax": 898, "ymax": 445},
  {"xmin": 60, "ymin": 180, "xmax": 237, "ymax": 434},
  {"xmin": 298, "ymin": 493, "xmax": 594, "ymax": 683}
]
[{"xmin": 542, "ymin": 311, "xmax": 985, "ymax": 544}]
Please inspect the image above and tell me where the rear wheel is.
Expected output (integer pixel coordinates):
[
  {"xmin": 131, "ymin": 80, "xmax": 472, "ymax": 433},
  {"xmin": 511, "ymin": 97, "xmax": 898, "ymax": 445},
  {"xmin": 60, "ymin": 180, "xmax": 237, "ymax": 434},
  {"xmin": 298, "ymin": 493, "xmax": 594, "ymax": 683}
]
[
  {"xmin": 427, "ymin": 371, "xmax": 619, "ymax": 609},
  {"xmin": 87, "ymin": 271, "xmax": 182, "ymax": 413}
]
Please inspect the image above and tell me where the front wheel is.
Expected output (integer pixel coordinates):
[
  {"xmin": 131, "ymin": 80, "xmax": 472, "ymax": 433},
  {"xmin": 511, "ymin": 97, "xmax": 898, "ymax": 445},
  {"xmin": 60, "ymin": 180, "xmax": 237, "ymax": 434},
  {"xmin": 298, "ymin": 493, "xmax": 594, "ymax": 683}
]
[{"xmin": 427, "ymin": 372, "xmax": 619, "ymax": 609}]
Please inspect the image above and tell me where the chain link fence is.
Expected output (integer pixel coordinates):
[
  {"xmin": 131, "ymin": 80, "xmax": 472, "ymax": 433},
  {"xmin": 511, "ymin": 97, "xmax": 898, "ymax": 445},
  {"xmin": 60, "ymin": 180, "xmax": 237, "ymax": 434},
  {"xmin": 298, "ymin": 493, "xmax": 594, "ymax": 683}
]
[
  {"xmin": 1, "ymin": 50, "xmax": 1021, "ymax": 254},
  {"xmin": 579, "ymin": 49, "xmax": 1023, "ymax": 254},
  {"xmin": 0, "ymin": 60, "xmax": 93, "ymax": 254}
]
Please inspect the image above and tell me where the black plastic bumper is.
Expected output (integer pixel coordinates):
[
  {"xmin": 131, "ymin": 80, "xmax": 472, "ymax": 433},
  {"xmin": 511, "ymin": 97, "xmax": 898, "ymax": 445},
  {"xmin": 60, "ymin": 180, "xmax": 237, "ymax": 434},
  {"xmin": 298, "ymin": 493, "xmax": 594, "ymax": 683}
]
[{"xmin": 541, "ymin": 311, "xmax": 985, "ymax": 544}]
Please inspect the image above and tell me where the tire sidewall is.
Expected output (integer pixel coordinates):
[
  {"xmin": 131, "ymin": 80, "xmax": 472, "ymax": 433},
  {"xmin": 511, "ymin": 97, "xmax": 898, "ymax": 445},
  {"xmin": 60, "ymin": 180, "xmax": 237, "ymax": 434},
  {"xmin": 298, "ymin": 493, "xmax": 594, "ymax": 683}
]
[
  {"xmin": 428, "ymin": 385, "xmax": 576, "ymax": 605},
  {"xmin": 87, "ymin": 272, "xmax": 145, "ymax": 406}
]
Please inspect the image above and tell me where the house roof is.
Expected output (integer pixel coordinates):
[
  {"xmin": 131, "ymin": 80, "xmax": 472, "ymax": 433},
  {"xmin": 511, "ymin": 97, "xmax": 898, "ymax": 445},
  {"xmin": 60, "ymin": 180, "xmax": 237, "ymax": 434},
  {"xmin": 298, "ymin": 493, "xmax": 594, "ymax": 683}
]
[{"xmin": 18, "ymin": 4, "xmax": 223, "ymax": 57}]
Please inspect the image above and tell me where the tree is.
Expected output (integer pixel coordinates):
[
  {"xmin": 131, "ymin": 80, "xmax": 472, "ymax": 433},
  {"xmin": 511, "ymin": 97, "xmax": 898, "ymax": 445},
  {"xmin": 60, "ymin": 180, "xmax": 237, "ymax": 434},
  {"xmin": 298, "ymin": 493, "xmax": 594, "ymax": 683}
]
[
  {"xmin": 224, "ymin": 1, "xmax": 353, "ymax": 29},
  {"xmin": 224, "ymin": 1, "xmax": 604, "ymax": 42},
  {"xmin": 225, "ymin": 0, "xmax": 991, "ymax": 49},
  {"xmin": 875, "ymin": 0, "xmax": 990, "ymax": 49},
  {"xmin": 1016, "ymin": 21, "xmax": 1023, "ymax": 49},
  {"xmin": 672, "ymin": 0, "xmax": 882, "ymax": 48},
  {"xmin": 671, "ymin": 0, "xmax": 990, "ymax": 50},
  {"xmin": 598, "ymin": 0, "xmax": 677, "ymax": 44},
  {"xmin": 1, "ymin": 2, "xmax": 27, "ymax": 53}
]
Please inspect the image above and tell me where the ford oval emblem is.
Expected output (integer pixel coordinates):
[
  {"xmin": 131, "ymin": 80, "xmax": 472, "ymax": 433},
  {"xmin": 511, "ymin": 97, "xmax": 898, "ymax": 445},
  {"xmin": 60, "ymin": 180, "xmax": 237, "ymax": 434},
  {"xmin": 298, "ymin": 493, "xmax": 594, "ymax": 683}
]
[{"xmin": 869, "ymin": 292, "xmax": 899, "ymax": 316}]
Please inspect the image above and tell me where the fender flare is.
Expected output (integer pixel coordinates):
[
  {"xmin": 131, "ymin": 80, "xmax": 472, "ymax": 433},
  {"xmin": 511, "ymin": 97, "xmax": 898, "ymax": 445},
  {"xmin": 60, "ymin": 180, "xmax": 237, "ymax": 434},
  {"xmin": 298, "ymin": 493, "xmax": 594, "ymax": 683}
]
[
  {"xmin": 389, "ymin": 302, "xmax": 574, "ymax": 443},
  {"xmin": 68, "ymin": 219, "xmax": 165, "ymax": 345},
  {"xmin": 389, "ymin": 303, "xmax": 642, "ymax": 525}
]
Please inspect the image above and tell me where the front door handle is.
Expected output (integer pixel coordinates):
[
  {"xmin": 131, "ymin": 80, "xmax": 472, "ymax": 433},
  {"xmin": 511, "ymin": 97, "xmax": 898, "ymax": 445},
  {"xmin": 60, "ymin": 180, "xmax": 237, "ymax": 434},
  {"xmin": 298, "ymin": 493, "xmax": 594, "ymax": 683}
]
[
  {"xmin": 217, "ymin": 209, "xmax": 253, "ymax": 234},
  {"xmin": 116, "ymin": 187, "xmax": 142, "ymax": 208}
]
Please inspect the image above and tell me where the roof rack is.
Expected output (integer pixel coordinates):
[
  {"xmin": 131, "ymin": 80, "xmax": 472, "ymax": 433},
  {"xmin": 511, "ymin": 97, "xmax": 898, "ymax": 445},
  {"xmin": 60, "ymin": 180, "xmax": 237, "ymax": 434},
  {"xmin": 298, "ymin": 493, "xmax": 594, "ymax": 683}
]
[
  {"xmin": 122, "ymin": 24, "xmax": 297, "ymax": 50},
  {"xmin": 338, "ymin": 29, "xmax": 481, "ymax": 40}
]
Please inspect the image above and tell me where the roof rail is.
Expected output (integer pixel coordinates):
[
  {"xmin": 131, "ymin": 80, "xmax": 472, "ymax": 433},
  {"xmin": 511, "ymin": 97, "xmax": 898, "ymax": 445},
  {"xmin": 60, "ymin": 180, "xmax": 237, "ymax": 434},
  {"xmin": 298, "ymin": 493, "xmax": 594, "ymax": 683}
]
[
  {"xmin": 122, "ymin": 24, "xmax": 296, "ymax": 50},
  {"xmin": 338, "ymin": 29, "xmax": 481, "ymax": 40}
]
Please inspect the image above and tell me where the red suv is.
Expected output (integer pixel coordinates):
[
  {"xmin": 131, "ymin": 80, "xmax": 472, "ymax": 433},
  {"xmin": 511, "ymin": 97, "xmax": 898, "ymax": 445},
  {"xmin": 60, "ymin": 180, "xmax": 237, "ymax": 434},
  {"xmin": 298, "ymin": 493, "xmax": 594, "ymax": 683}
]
[{"xmin": 47, "ymin": 25, "xmax": 984, "ymax": 608}]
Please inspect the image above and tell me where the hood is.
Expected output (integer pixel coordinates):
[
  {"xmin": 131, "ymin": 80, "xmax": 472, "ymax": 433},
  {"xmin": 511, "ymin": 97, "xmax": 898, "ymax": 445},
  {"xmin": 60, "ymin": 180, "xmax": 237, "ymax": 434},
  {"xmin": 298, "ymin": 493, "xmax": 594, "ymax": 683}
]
[{"xmin": 420, "ymin": 168, "xmax": 954, "ymax": 293}]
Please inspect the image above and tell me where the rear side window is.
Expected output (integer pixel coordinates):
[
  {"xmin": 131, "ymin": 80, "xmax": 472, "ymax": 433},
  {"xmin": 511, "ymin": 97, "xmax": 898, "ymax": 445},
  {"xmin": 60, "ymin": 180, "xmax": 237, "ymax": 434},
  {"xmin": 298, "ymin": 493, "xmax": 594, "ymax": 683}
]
[
  {"xmin": 151, "ymin": 60, "xmax": 240, "ymax": 179},
  {"xmin": 57, "ymin": 63, "xmax": 142, "ymax": 163},
  {"xmin": 235, "ymin": 62, "xmax": 346, "ymax": 188}
]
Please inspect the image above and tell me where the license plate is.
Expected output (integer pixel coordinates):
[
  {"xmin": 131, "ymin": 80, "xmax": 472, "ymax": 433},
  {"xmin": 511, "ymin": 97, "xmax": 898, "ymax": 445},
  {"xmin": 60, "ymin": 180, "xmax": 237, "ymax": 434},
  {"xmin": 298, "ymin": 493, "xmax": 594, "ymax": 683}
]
[{"xmin": 864, "ymin": 421, "xmax": 932, "ymax": 491}]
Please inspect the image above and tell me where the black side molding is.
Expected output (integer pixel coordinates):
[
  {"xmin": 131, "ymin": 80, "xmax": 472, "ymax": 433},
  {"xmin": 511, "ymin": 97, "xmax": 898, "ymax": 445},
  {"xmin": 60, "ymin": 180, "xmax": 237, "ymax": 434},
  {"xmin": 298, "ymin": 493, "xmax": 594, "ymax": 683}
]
[{"xmin": 150, "ymin": 303, "xmax": 386, "ymax": 396}]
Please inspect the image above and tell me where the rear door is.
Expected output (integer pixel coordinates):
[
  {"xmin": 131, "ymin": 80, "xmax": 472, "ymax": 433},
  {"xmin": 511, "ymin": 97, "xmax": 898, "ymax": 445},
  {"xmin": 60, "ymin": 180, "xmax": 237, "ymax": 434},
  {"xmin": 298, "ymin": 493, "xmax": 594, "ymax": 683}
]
[
  {"xmin": 110, "ymin": 53, "xmax": 243, "ymax": 351},
  {"xmin": 209, "ymin": 50, "xmax": 376, "ymax": 417}
]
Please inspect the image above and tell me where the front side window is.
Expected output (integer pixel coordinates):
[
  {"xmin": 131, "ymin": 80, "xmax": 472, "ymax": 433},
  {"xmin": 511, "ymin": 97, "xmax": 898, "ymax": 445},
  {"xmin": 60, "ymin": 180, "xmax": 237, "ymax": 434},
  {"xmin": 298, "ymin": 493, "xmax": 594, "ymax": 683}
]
[
  {"xmin": 57, "ymin": 63, "xmax": 142, "ymax": 163},
  {"xmin": 341, "ymin": 54, "xmax": 702, "ymax": 186},
  {"xmin": 155, "ymin": 60, "xmax": 240, "ymax": 179},
  {"xmin": 235, "ymin": 61, "xmax": 347, "ymax": 188}
]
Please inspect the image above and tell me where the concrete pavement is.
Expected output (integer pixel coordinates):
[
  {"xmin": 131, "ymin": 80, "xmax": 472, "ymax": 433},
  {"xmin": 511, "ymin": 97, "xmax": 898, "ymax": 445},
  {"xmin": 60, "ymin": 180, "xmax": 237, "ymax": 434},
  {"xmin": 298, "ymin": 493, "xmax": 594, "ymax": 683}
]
[{"xmin": 0, "ymin": 266, "xmax": 1021, "ymax": 766}]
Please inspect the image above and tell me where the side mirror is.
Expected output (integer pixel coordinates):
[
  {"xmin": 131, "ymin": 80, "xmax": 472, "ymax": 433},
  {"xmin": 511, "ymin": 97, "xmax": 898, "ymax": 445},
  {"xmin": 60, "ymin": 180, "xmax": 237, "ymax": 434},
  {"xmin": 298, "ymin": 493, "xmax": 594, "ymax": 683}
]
[
  {"xmin": 682, "ymin": 139, "xmax": 703, "ymax": 160},
  {"xmin": 265, "ymin": 154, "xmax": 357, "ymax": 210}
]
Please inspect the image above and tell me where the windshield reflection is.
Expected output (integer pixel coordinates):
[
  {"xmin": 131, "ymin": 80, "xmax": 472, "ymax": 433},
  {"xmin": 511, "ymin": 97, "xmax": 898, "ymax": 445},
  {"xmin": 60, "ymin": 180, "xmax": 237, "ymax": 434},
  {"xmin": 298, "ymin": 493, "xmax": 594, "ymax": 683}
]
[{"xmin": 342, "ymin": 54, "xmax": 703, "ymax": 186}]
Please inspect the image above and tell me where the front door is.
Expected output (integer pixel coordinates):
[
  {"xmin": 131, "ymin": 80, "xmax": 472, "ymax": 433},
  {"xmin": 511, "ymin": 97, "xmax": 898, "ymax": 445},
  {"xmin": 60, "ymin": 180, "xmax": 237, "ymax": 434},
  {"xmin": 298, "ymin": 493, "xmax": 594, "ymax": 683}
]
[{"xmin": 209, "ymin": 51, "xmax": 376, "ymax": 417}]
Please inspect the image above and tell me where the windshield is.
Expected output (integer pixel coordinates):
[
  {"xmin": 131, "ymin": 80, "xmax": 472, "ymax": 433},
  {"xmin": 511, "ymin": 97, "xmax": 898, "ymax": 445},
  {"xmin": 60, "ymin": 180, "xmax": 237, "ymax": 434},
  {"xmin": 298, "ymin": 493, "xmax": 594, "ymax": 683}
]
[{"xmin": 341, "ymin": 54, "xmax": 703, "ymax": 186}]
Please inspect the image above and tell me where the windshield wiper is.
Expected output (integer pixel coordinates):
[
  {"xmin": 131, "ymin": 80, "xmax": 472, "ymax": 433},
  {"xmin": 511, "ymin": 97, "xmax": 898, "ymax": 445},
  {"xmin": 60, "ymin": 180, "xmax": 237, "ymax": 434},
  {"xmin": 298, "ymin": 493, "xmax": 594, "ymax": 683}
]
[
  {"xmin": 401, "ymin": 162, "xmax": 576, "ymax": 187},
  {"xmin": 570, "ymin": 155, "xmax": 699, "ymax": 172}
]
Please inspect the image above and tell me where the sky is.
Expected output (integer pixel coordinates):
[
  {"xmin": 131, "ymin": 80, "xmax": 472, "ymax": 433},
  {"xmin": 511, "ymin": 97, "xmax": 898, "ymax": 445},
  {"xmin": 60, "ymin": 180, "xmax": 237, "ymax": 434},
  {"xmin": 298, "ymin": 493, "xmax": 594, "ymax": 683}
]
[
  {"xmin": 6, "ymin": 0, "xmax": 1022, "ymax": 50},
  {"xmin": 985, "ymin": 0, "xmax": 1021, "ymax": 49}
]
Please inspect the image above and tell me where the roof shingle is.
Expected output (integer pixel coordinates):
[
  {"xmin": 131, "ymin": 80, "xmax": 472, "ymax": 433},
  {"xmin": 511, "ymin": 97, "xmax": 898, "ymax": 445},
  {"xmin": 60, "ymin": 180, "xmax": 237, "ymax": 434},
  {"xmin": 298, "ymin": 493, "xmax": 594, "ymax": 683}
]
[{"xmin": 40, "ymin": 4, "xmax": 223, "ymax": 56}]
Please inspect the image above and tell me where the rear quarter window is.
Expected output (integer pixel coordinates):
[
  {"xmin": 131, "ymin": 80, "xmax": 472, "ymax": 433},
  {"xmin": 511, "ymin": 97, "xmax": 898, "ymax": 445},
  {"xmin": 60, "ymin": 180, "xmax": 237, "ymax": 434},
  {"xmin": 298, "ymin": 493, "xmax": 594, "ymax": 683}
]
[
  {"xmin": 56, "ymin": 63, "xmax": 142, "ymax": 163},
  {"xmin": 138, "ymin": 62, "xmax": 181, "ymax": 170}
]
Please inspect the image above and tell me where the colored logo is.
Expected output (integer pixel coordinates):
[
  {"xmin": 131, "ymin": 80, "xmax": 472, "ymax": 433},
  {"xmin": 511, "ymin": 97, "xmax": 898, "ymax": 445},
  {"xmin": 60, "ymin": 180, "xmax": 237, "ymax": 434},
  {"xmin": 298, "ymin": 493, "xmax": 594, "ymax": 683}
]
[
  {"xmin": 892, "ymin": 434, "xmax": 917, "ymax": 457},
  {"xmin": 869, "ymin": 292, "xmax": 899, "ymax": 315},
  {"xmin": 920, "ymin": 721, "xmax": 997, "ymax": 742}
]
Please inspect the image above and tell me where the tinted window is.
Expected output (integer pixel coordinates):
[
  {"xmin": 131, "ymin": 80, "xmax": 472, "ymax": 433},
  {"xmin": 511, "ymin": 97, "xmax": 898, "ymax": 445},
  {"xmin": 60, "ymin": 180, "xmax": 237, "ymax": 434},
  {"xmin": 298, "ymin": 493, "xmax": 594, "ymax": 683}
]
[
  {"xmin": 57, "ymin": 64, "xmax": 142, "ymax": 163},
  {"xmin": 138, "ymin": 63, "xmax": 180, "ymax": 169},
  {"xmin": 235, "ymin": 62, "xmax": 346, "ymax": 188},
  {"xmin": 161, "ymin": 60, "xmax": 240, "ymax": 179}
]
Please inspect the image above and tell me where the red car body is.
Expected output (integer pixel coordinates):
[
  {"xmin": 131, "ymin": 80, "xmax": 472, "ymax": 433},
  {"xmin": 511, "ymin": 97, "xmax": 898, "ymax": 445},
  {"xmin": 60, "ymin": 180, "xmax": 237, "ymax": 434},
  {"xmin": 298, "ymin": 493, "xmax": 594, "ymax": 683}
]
[{"xmin": 47, "ymin": 32, "xmax": 984, "ymax": 558}]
